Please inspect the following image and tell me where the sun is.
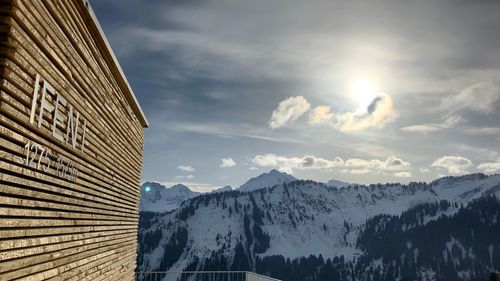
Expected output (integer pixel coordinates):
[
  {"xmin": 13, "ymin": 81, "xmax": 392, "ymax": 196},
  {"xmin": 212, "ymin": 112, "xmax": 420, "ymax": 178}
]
[{"xmin": 351, "ymin": 79, "xmax": 377, "ymax": 109}]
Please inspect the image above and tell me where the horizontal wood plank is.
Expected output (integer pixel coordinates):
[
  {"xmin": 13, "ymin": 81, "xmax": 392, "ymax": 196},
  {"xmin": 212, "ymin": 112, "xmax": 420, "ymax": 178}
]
[{"xmin": 0, "ymin": 0, "xmax": 146, "ymax": 279}]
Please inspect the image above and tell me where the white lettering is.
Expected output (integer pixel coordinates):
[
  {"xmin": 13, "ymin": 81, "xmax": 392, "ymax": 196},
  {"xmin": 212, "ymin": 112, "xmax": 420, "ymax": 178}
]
[
  {"xmin": 52, "ymin": 94, "xmax": 67, "ymax": 142},
  {"xmin": 29, "ymin": 74, "xmax": 41, "ymax": 124},
  {"xmin": 29, "ymin": 74, "xmax": 90, "ymax": 155},
  {"xmin": 66, "ymin": 105, "xmax": 80, "ymax": 149},
  {"xmin": 81, "ymin": 119, "xmax": 87, "ymax": 153},
  {"xmin": 37, "ymin": 80, "xmax": 55, "ymax": 129}
]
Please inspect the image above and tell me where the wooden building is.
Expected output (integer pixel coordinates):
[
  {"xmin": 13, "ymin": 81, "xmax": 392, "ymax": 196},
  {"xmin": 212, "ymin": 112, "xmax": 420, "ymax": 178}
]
[{"xmin": 0, "ymin": 0, "xmax": 148, "ymax": 280}]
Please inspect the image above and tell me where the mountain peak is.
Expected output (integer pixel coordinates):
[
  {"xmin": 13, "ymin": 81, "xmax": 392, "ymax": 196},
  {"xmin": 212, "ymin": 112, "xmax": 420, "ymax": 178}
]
[
  {"xmin": 269, "ymin": 168, "xmax": 282, "ymax": 175},
  {"xmin": 140, "ymin": 182, "xmax": 199, "ymax": 212},
  {"xmin": 170, "ymin": 184, "xmax": 192, "ymax": 192},
  {"xmin": 239, "ymin": 169, "xmax": 297, "ymax": 191}
]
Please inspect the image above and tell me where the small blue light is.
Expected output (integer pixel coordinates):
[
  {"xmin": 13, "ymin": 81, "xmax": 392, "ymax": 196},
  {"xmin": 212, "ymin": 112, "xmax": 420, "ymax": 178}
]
[{"xmin": 145, "ymin": 186, "xmax": 151, "ymax": 192}]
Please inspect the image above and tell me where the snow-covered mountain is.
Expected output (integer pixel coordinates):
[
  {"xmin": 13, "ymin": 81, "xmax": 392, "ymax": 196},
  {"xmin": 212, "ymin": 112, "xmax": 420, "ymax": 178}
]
[
  {"xmin": 325, "ymin": 179, "xmax": 352, "ymax": 188},
  {"xmin": 140, "ymin": 182, "xmax": 200, "ymax": 212},
  {"xmin": 239, "ymin": 169, "xmax": 297, "ymax": 191},
  {"xmin": 212, "ymin": 185, "xmax": 233, "ymax": 193},
  {"xmin": 137, "ymin": 173, "xmax": 500, "ymax": 281}
]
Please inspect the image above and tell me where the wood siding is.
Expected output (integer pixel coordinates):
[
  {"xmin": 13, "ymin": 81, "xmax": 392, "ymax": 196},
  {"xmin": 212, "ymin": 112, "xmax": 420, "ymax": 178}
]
[{"xmin": 0, "ymin": 0, "xmax": 146, "ymax": 280}]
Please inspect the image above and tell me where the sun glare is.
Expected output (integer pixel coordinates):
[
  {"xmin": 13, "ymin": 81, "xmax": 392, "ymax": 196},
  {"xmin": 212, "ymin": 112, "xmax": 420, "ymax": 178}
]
[{"xmin": 352, "ymin": 79, "xmax": 377, "ymax": 109}]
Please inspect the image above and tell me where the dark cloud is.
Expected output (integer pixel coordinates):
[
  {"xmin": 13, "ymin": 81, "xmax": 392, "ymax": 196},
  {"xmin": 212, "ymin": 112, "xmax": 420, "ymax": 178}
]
[{"xmin": 367, "ymin": 96, "xmax": 383, "ymax": 115}]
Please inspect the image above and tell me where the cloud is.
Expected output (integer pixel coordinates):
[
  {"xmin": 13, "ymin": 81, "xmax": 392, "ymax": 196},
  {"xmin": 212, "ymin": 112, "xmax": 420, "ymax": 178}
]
[
  {"xmin": 220, "ymin": 158, "xmax": 237, "ymax": 168},
  {"xmin": 477, "ymin": 162, "xmax": 500, "ymax": 174},
  {"xmin": 271, "ymin": 93, "xmax": 396, "ymax": 132},
  {"xmin": 170, "ymin": 121, "xmax": 307, "ymax": 144},
  {"xmin": 175, "ymin": 174, "xmax": 195, "ymax": 179},
  {"xmin": 466, "ymin": 127, "xmax": 500, "ymax": 135},
  {"xmin": 401, "ymin": 115, "xmax": 466, "ymax": 134},
  {"xmin": 431, "ymin": 156, "xmax": 473, "ymax": 174},
  {"xmin": 440, "ymin": 82, "xmax": 500, "ymax": 114},
  {"xmin": 249, "ymin": 167, "xmax": 258, "ymax": 170},
  {"xmin": 441, "ymin": 115, "xmax": 466, "ymax": 128},
  {"xmin": 347, "ymin": 169, "xmax": 372, "ymax": 174},
  {"xmin": 394, "ymin": 172, "xmax": 412, "ymax": 178},
  {"xmin": 177, "ymin": 165, "xmax": 195, "ymax": 172},
  {"xmin": 252, "ymin": 154, "xmax": 344, "ymax": 174},
  {"xmin": 344, "ymin": 156, "xmax": 411, "ymax": 173},
  {"xmin": 251, "ymin": 154, "xmax": 410, "ymax": 175},
  {"xmin": 401, "ymin": 124, "xmax": 441, "ymax": 134},
  {"xmin": 332, "ymin": 93, "xmax": 397, "ymax": 132},
  {"xmin": 93, "ymin": 0, "xmax": 500, "ymax": 186},
  {"xmin": 269, "ymin": 96, "xmax": 311, "ymax": 129},
  {"xmin": 449, "ymin": 144, "xmax": 499, "ymax": 162},
  {"xmin": 309, "ymin": 105, "xmax": 333, "ymax": 125},
  {"xmin": 121, "ymin": 27, "xmax": 268, "ymax": 81}
]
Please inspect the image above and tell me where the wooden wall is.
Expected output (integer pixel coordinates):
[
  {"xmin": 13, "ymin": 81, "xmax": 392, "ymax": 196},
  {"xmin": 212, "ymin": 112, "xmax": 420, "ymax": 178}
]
[{"xmin": 0, "ymin": 0, "xmax": 147, "ymax": 280}]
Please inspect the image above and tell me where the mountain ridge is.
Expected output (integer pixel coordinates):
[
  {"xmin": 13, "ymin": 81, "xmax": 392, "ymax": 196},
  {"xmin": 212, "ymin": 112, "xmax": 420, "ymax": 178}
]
[
  {"xmin": 140, "ymin": 182, "xmax": 200, "ymax": 212},
  {"xmin": 137, "ymin": 173, "xmax": 500, "ymax": 281}
]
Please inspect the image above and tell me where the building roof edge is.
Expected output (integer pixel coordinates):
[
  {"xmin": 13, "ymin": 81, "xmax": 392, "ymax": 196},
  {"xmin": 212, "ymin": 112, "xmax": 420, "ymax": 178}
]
[{"xmin": 79, "ymin": 0, "xmax": 149, "ymax": 128}]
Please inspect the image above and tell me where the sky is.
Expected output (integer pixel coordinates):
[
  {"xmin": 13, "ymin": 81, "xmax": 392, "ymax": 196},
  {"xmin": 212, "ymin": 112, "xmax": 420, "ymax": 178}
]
[{"xmin": 91, "ymin": 0, "xmax": 500, "ymax": 192}]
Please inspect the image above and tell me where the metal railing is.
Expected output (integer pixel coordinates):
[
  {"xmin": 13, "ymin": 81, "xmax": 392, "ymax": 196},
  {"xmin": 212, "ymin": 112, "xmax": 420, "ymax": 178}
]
[{"xmin": 136, "ymin": 271, "xmax": 281, "ymax": 281}]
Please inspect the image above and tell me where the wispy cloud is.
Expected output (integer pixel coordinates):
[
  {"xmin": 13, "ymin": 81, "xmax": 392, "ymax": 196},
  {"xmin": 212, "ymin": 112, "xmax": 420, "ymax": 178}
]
[
  {"xmin": 402, "ymin": 82, "xmax": 499, "ymax": 135},
  {"xmin": 401, "ymin": 115, "xmax": 465, "ymax": 134},
  {"xmin": 269, "ymin": 96, "xmax": 311, "ymax": 129},
  {"xmin": 175, "ymin": 174, "xmax": 195, "ymax": 179},
  {"xmin": 466, "ymin": 127, "xmax": 500, "ymax": 135},
  {"xmin": 449, "ymin": 144, "xmax": 499, "ymax": 162},
  {"xmin": 401, "ymin": 124, "xmax": 441, "ymax": 134},
  {"xmin": 440, "ymin": 82, "xmax": 500, "ymax": 114},
  {"xmin": 121, "ymin": 28, "xmax": 262, "ymax": 81},
  {"xmin": 169, "ymin": 122, "xmax": 308, "ymax": 144},
  {"xmin": 177, "ymin": 165, "xmax": 195, "ymax": 172}
]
